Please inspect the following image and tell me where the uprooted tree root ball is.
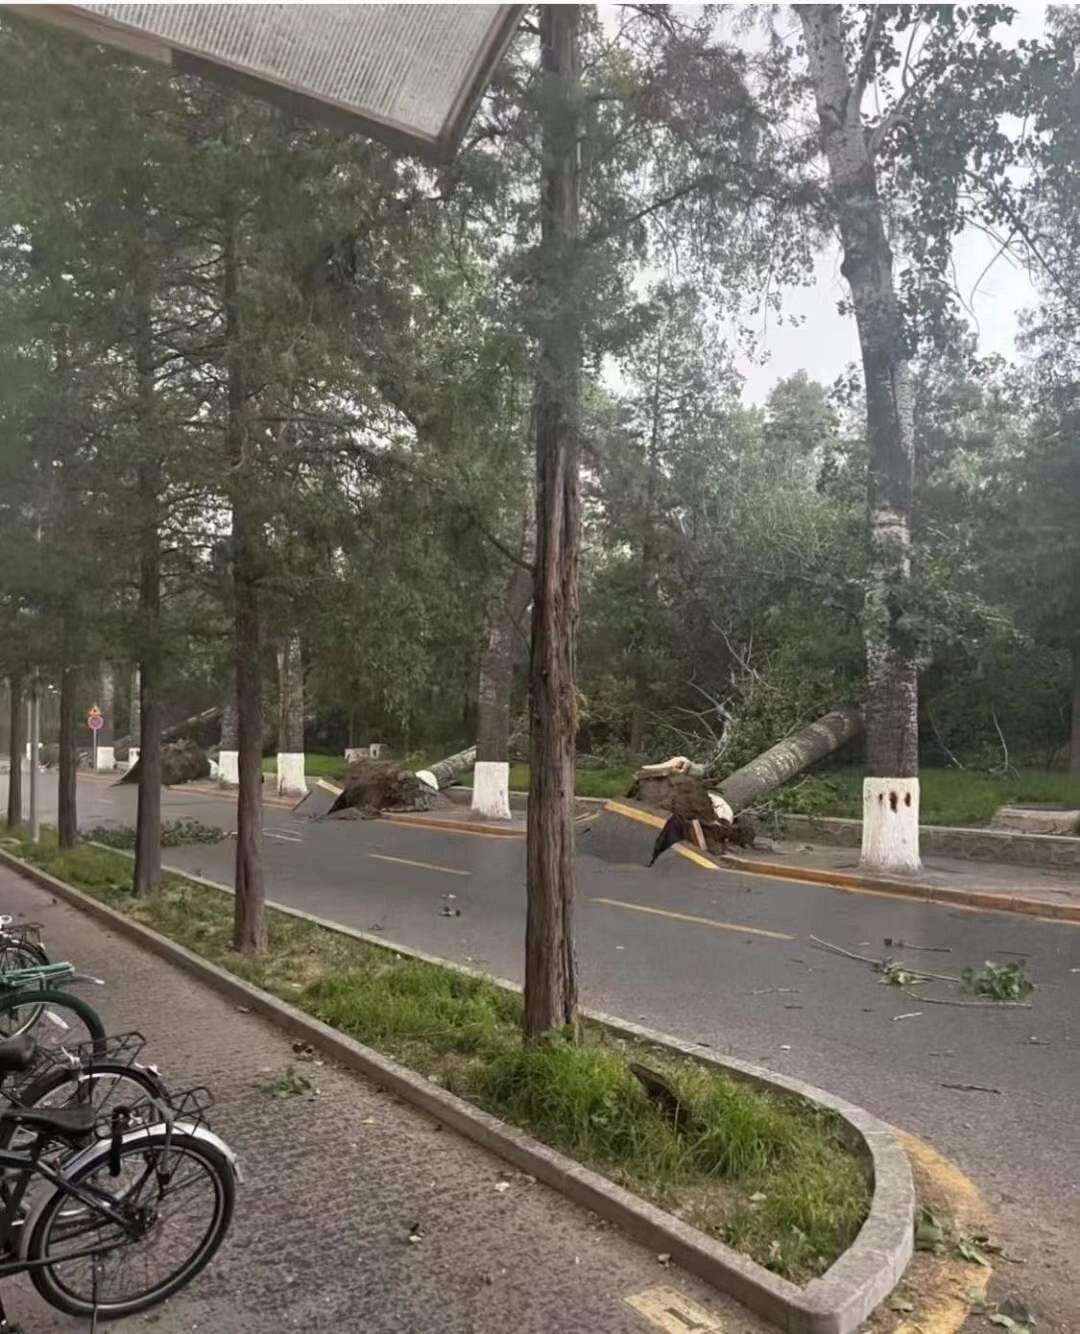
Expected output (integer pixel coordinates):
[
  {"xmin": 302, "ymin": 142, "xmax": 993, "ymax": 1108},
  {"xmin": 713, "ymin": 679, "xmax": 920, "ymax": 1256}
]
[{"xmin": 326, "ymin": 758, "xmax": 452, "ymax": 818}]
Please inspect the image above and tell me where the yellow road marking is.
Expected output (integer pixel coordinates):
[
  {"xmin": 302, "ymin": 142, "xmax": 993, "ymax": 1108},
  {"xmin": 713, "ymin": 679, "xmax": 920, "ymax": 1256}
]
[
  {"xmin": 592, "ymin": 898, "xmax": 794, "ymax": 940},
  {"xmin": 384, "ymin": 816, "xmax": 523, "ymax": 840},
  {"xmin": 891, "ymin": 1128, "xmax": 991, "ymax": 1334},
  {"xmin": 368, "ymin": 853, "xmax": 469, "ymax": 877},
  {"xmin": 626, "ymin": 1286, "xmax": 726, "ymax": 1332}
]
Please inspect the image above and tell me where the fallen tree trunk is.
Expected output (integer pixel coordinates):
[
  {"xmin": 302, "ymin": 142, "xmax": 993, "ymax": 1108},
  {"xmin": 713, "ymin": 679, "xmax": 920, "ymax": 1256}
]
[
  {"xmin": 715, "ymin": 706, "xmax": 863, "ymax": 813},
  {"xmin": 417, "ymin": 746, "xmax": 477, "ymax": 791},
  {"xmin": 114, "ymin": 705, "xmax": 221, "ymax": 754}
]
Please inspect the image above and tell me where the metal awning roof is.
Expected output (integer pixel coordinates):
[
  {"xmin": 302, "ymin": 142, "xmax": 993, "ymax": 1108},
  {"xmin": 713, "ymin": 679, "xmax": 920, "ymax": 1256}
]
[{"xmin": 14, "ymin": 4, "xmax": 523, "ymax": 162}]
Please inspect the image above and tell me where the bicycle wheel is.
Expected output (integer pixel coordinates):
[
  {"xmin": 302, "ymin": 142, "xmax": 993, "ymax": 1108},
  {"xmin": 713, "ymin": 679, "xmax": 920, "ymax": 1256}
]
[
  {"xmin": 0, "ymin": 988, "xmax": 105, "ymax": 1049},
  {"xmin": 28, "ymin": 1129, "xmax": 235, "ymax": 1318},
  {"xmin": 0, "ymin": 939, "xmax": 50, "ymax": 1037},
  {"xmin": 0, "ymin": 1060, "xmax": 170, "ymax": 1152}
]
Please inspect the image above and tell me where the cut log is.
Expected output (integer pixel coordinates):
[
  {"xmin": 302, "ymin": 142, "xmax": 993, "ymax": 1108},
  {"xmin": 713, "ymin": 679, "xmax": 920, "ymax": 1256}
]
[
  {"xmin": 121, "ymin": 738, "xmax": 210, "ymax": 787},
  {"xmin": 328, "ymin": 758, "xmax": 449, "ymax": 817},
  {"xmin": 416, "ymin": 746, "xmax": 477, "ymax": 792},
  {"xmin": 715, "ymin": 707, "xmax": 863, "ymax": 813}
]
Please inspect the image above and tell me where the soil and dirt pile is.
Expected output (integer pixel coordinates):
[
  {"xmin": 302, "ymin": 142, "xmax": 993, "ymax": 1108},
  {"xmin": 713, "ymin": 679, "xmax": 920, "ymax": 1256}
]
[
  {"xmin": 120, "ymin": 738, "xmax": 210, "ymax": 787},
  {"xmin": 627, "ymin": 771, "xmax": 756, "ymax": 858},
  {"xmin": 327, "ymin": 758, "xmax": 451, "ymax": 818}
]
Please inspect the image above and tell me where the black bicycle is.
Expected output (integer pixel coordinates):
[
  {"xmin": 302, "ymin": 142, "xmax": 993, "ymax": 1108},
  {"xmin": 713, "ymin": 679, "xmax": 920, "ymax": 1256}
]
[
  {"xmin": 0, "ymin": 1032, "xmax": 169, "ymax": 1154},
  {"xmin": 0, "ymin": 1039, "xmax": 238, "ymax": 1331}
]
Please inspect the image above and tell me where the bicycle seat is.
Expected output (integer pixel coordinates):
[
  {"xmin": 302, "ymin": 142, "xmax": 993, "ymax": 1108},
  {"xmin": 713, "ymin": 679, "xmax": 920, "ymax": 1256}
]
[
  {"xmin": 0, "ymin": 1036, "xmax": 37, "ymax": 1073},
  {"xmin": 0, "ymin": 1104, "xmax": 95, "ymax": 1146}
]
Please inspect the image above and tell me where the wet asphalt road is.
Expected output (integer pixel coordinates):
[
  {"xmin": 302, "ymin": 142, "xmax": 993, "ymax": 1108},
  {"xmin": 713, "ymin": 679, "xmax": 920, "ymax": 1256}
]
[{"xmin": 6, "ymin": 771, "xmax": 1080, "ymax": 1329}]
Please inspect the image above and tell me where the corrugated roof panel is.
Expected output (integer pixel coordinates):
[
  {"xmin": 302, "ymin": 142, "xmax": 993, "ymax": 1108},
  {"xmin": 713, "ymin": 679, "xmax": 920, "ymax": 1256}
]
[{"xmin": 21, "ymin": 4, "xmax": 521, "ymax": 158}]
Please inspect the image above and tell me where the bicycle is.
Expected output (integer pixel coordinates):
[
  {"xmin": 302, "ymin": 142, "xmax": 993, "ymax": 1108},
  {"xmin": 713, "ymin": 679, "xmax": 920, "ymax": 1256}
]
[
  {"xmin": 0, "ymin": 1045, "xmax": 238, "ymax": 1331},
  {"xmin": 0, "ymin": 1033, "xmax": 169, "ymax": 1154},
  {"xmin": 0, "ymin": 919, "xmax": 48, "ymax": 975},
  {"xmin": 0, "ymin": 961, "xmax": 106, "ymax": 1049}
]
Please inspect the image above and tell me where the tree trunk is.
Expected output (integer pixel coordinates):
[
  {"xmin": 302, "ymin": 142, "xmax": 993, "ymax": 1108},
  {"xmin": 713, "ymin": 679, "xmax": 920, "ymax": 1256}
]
[
  {"xmin": 472, "ymin": 562, "xmax": 531, "ymax": 820},
  {"xmin": 57, "ymin": 627, "xmax": 77, "ymax": 849},
  {"xmin": 630, "ymin": 334, "xmax": 664, "ymax": 756},
  {"xmin": 419, "ymin": 746, "xmax": 477, "ymax": 790},
  {"xmin": 6, "ymin": 674, "xmax": 24, "ymax": 828},
  {"xmin": 800, "ymin": 7, "xmax": 920, "ymax": 873},
  {"xmin": 1070, "ymin": 640, "xmax": 1080, "ymax": 777},
  {"xmin": 525, "ymin": 5, "xmax": 582, "ymax": 1042},
  {"xmin": 224, "ymin": 187, "xmax": 267, "ymax": 955},
  {"xmin": 275, "ymin": 633, "xmax": 307, "ymax": 797},
  {"xmin": 133, "ymin": 287, "xmax": 162, "ymax": 897},
  {"xmin": 95, "ymin": 663, "xmax": 116, "ymax": 770},
  {"xmin": 717, "ymin": 707, "xmax": 864, "ymax": 813}
]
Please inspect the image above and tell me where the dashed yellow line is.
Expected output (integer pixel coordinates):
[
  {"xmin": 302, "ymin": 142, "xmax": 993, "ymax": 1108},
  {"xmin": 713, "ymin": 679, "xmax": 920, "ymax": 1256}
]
[
  {"xmin": 368, "ymin": 853, "xmax": 469, "ymax": 877},
  {"xmin": 592, "ymin": 898, "xmax": 794, "ymax": 940}
]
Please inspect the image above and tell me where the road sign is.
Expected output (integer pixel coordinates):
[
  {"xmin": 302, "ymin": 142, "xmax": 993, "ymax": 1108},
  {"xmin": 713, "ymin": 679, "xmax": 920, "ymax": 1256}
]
[{"xmin": 88, "ymin": 715, "xmax": 104, "ymax": 731}]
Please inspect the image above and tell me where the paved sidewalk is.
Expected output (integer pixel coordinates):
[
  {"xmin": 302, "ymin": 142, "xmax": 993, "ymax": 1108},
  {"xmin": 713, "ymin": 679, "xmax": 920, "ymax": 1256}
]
[{"xmin": 0, "ymin": 865, "xmax": 776, "ymax": 1334}]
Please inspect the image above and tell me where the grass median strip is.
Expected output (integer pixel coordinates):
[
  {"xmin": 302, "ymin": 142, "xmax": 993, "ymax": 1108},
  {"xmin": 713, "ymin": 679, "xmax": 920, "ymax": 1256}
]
[{"xmin": 6, "ymin": 827, "xmax": 870, "ymax": 1284}]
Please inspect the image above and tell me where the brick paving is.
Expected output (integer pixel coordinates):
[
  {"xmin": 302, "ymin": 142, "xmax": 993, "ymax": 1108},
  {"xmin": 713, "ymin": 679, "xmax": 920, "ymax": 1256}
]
[{"xmin": 0, "ymin": 865, "xmax": 776, "ymax": 1334}]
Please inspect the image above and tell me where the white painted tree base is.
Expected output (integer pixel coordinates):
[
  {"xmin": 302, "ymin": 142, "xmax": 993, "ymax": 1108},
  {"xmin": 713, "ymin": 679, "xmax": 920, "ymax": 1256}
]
[
  {"xmin": 276, "ymin": 752, "xmax": 308, "ymax": 797},
  {"xmin": 218, "ymin": 750, "xmax": 239, "ymax": 787},
  {"xmin": 416, "ymin": 769, "xmax": 438, "ymax": 792},
  {"xmin": 860, "ymin": 777, "xmax": 921, "ymax": 873},
  {"xmin": 94, "ymin": 746, "xmax": 116, "ymax": 772},
  {"xmin": 126, "ymin": 748, "xmax": 140, "ymax": 771},
  {"xmin": 470, "ymin": 760, "xmax": 511, "ymax": 820}
]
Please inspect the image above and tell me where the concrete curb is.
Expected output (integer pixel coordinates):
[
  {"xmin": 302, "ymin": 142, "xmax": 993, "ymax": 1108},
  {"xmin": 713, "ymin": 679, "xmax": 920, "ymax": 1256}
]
[
  {"xmin": 0, "ymin": 846, "xmax": 913, "ymax": 1334},
  {"xmin": 602, "ymin": 800, "xmax": 1080, "ymax": 923}
]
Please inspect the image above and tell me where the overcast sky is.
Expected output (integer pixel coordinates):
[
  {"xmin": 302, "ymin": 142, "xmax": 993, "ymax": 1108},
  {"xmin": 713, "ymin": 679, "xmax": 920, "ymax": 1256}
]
[{"xmin": 603, "ymin": 3, "xmax": 1050, "ymax": 404}]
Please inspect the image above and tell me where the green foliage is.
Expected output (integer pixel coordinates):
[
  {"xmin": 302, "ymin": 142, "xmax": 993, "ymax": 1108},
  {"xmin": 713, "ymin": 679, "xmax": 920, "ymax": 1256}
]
[
  {"xmin": 84, "ymin": 819, "xmax": 225, "ymax": 850},
  {"xmin": 961, "ymin": 961, "xmax": 1035, "ymax": 1002}
]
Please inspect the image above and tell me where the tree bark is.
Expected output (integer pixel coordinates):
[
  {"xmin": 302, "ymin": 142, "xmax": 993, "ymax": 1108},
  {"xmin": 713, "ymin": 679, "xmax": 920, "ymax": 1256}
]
[
  {"xmin": 630, "ymin": 334, "xmax": 664, "ymax": 755},
  {"xmin": 1070, "ymin": 639, "xmax": 1080, "ymax": 777},
  {"xmin": 6, "ymin": 674, "xmax": 24, "ymax": 828},
  {"xmin": 421, "ymin": 746, "xmax": 477, "ymax": 790},
  {"xmin": 525, "ymin": 5, "xmax": 582, "ymax": 1042},
  {"xmin": 133, "ymin": 289, "xmax": 162, "ymax": 896},
  {"xmin": 800, "ymin": 7, "xmax": 920, "ymax": 872},
  {"xmin": 224, "ymin": 187, "xmax": 267, "ymax": 954},
  {"xmin": 717, "ymin": 707, "xmax": 864, "ymax": 812},
  {"xmin": 57, "ymin": 627, "xmax": 78, "ymax": 849},
  {"xmin": 275, "ymin": 633, "xmax": 307, "ymax": 797},
  {"xmin": 473, "ymin": 561, "xmax": 531, "ymax": 819}
]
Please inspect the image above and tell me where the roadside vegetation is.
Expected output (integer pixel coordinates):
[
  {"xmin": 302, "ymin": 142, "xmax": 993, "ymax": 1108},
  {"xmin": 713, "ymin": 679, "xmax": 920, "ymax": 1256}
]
[
  {"xmin": 768, "ymin": 767, "xmax": 1080, "ymax": 829},
  {"xmin": 3, "ymin": 827, "xmax": 870, "ymax": 1283}
]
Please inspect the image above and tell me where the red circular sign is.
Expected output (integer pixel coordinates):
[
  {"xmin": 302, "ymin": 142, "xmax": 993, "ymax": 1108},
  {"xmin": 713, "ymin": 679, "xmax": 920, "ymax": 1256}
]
[{"xmin": 88, "ymin": 716, "xmax": 104, "ymax": 731}]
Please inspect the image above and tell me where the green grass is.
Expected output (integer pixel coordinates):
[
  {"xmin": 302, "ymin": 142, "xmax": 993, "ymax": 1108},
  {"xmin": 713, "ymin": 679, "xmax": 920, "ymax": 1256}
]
[
  {"xmin": 507, "ymin": 764, "xmax": 632, "ymax": 799},
  {"xmin": 260, "ymin": 755, "xmax": 633, "ymax": 799},
  {"xmin": 777, "ymin": 766, "xmax": 1080, "ymax": 827},
  {"xmin": 262, "ymin": 753, "xmax": 349, "ymax": 780},
  {"xmin": 6, "ymin": 828, "xmax": 869, "ymax": 1282}
]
